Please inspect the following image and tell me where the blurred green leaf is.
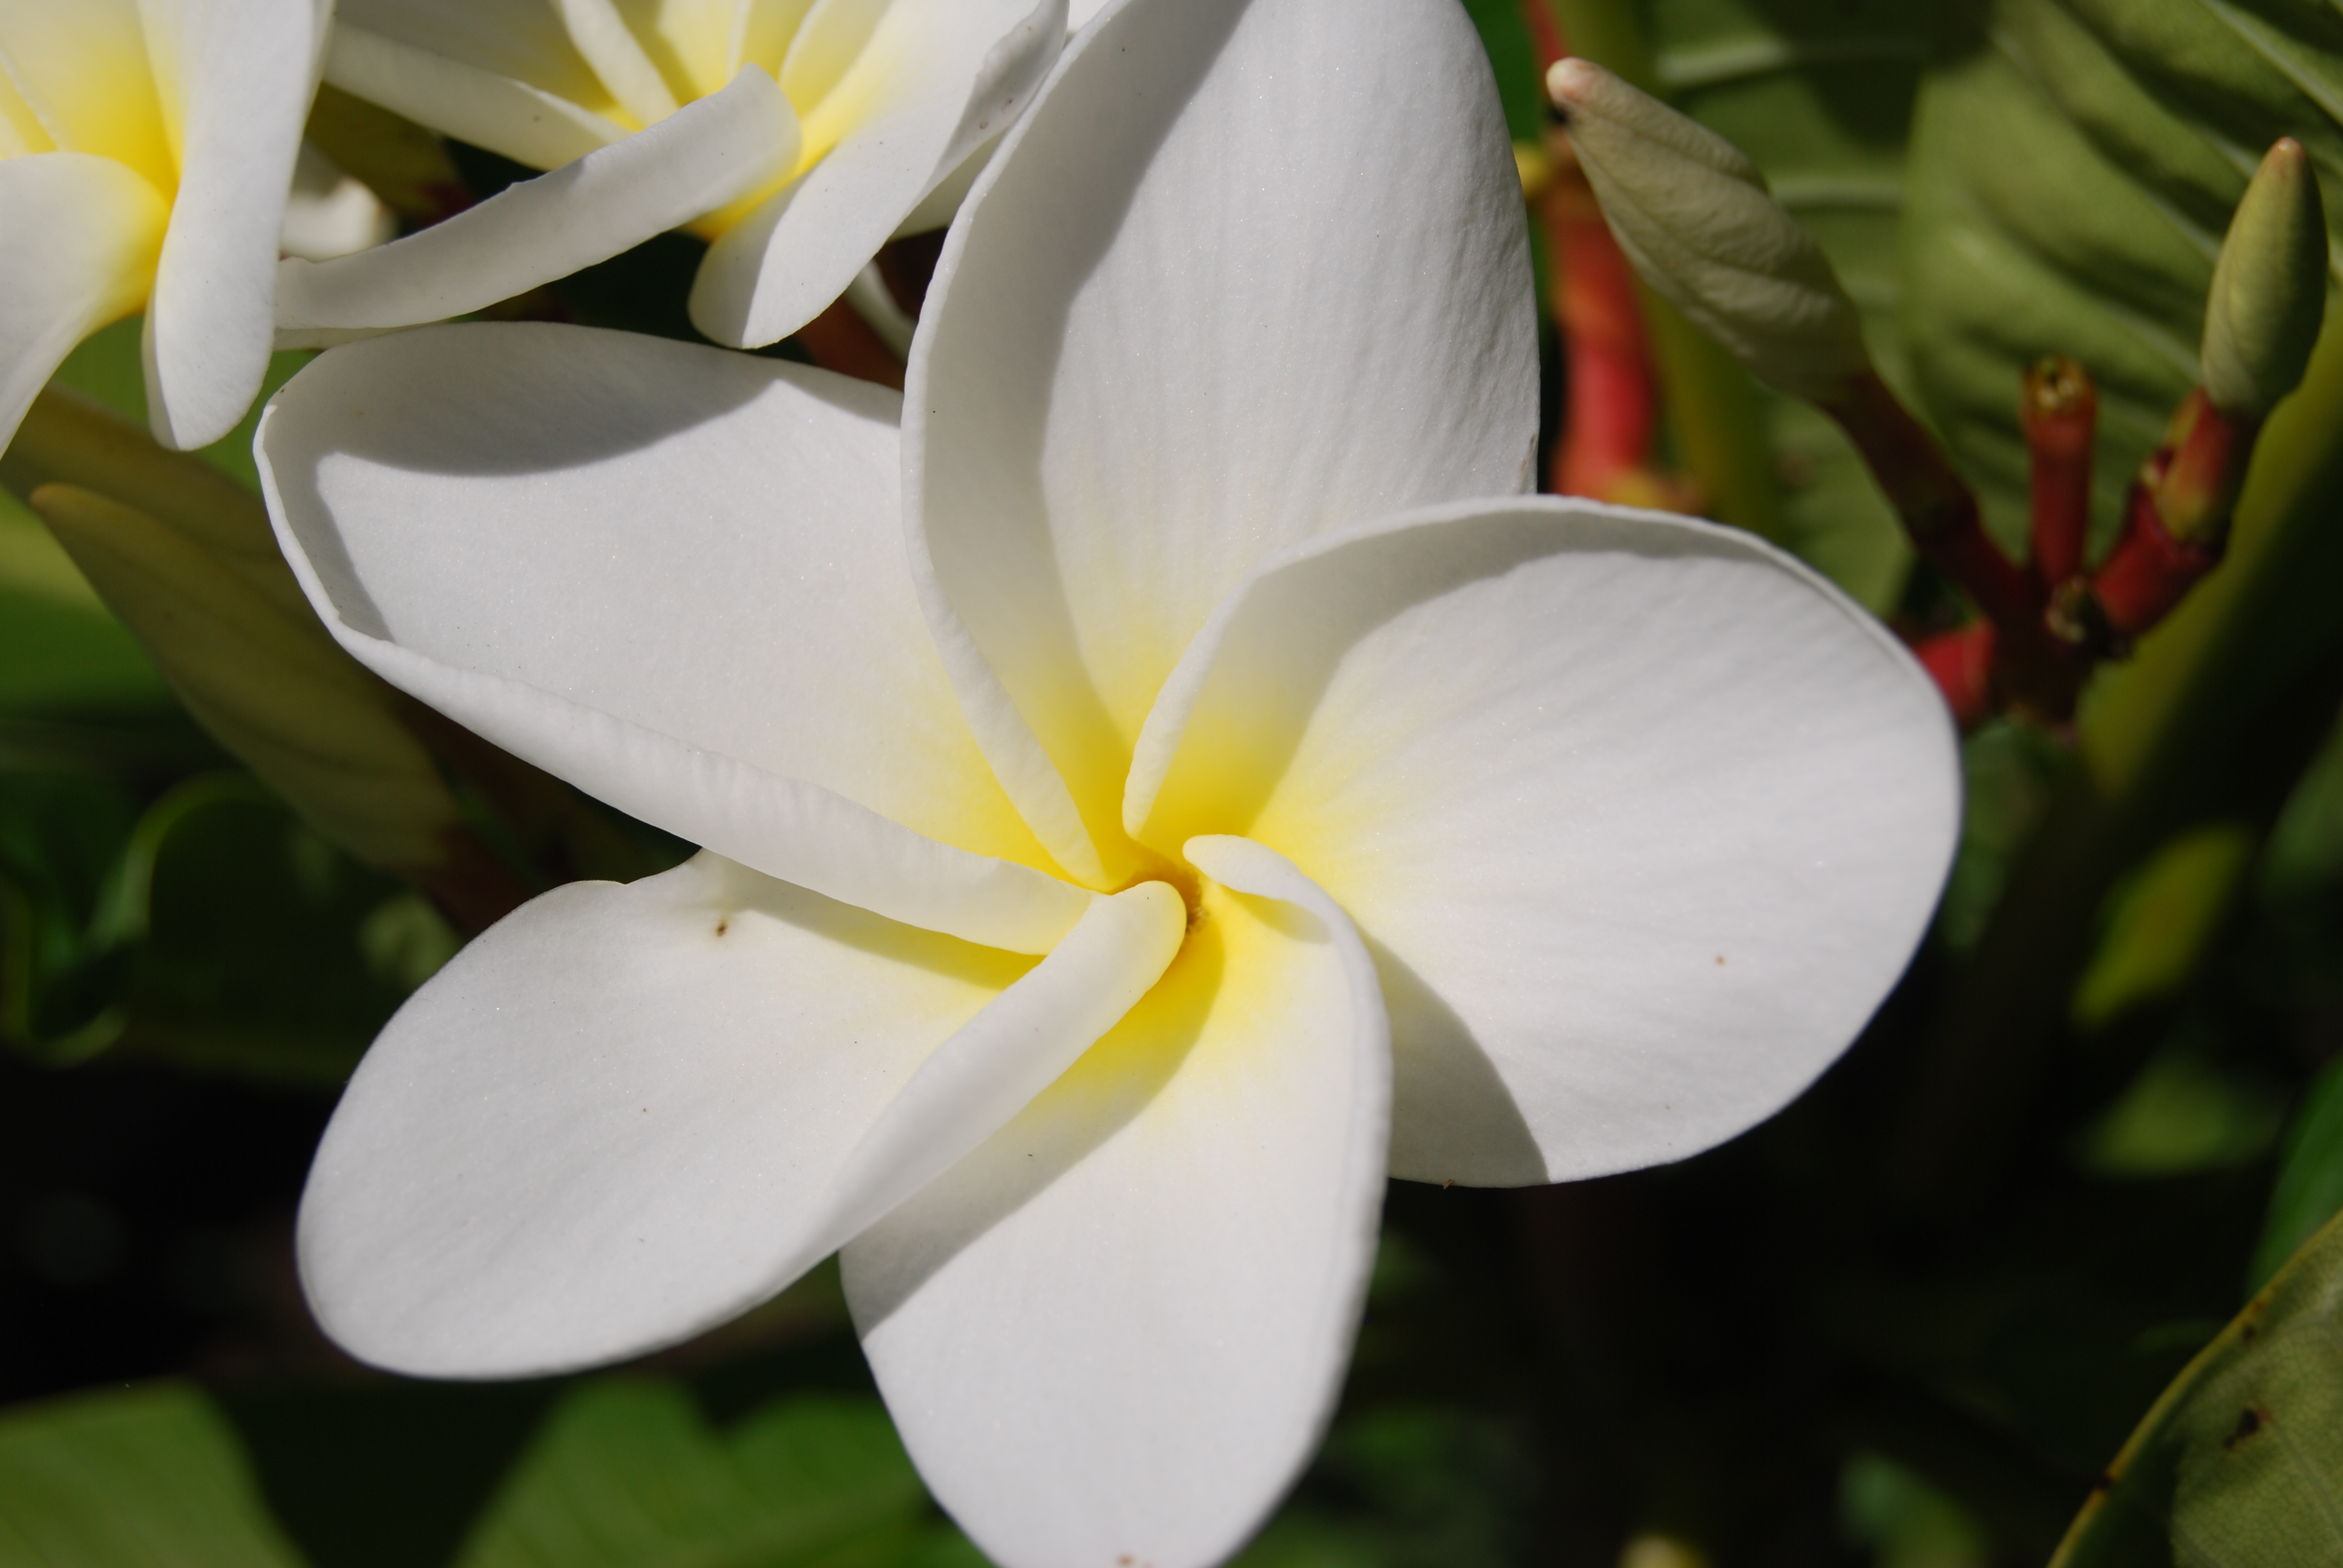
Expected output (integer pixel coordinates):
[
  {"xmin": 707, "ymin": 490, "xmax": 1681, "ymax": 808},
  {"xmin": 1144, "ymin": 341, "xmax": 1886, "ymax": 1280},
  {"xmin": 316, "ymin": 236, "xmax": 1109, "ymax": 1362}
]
[
  {"xmin": 2048, "ymin": 1203, "xmax": 2343, "ymax": 1567},
  {"xmin": 453, "ymin": 1380, "xmax": 964, "ymax": 1568},
  {"xmin": 0, "ymin": 1380, "xmax": 307, "ymax": 1567},
  {"xmin": 1840, "ymin": 1451, "xmax": 1992, "ymax": 1568},
  {"xmin": 2073, "ymin": 1029, "xmax": 2284, "ymax": 1178},
  {"xmin": 51, "ymin": 318, "xmax": 313, "ymax": 495},
  {"xmin": 1461, "ymin": 0, "xmax": 1547, "ymax": 143},
  {"xmin": 2261, "ymin": 697, "xmax": 2343, "ymax": 902},
  {"xmin": 0, "ymin": 489, "xmax": 169, "ymax": 716},
  {"xmin": 2071, "ymin": 822, "xmax": 2257, "ymax": 1031},
  {"xmin": 2251, "ymin": 1054, "xmax": 2343, "ymax": 1292},
  {"xmin": 0, "ymin": 770, "xmax": 144, "ymax": 1060}
]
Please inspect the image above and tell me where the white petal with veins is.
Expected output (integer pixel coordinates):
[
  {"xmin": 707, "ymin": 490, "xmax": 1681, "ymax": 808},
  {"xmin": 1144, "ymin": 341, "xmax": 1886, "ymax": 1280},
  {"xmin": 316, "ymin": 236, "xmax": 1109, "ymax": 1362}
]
[
  {"xmin": 276, "ymin": 66, "xmax": 798, "ymax": 338},
  {"xmin": 848, "ymin": 838, "xmax": 1389, "ymax": 1568},
  {"xmin": 1132, "ymin": 497, "xmax": 1959, "ymax": 1184},
  {"xmin": 302, "ymin": 856, "xmax": 1182, "ymax": 1377},
  {"xmin": 905, "ymin": 0, "xmax": 1535, "ymax": 878}
]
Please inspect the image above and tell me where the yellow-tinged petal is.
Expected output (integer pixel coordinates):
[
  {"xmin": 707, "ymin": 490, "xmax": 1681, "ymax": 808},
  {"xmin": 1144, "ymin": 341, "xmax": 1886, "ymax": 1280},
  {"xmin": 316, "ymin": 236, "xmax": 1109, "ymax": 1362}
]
[
  {"xmin": 325, "ymin": 21, "xmax": 632, "ymax": 171},
  {"xmin": 0, "ymin": 152, "xmax": 166, "ymax": 452},
  {"xmin": 300, "ymin": 852, "xmax": 1040, "ymax": 1377},
  {"xmin": 904, "ymin": 0, "xmax": 1532, "ymax": 886},
  {"xmin": 1130, "ymin": 497, "xmax": 1958, "ymax": 1187},
  {"xmin": 0, "ymin": 0, "xmax": 174, "ymax": 191},
  {"xmin": 848, "ymin": 840, "xmax": 1389, "ymax": 1568},
  {"xmin": 303, "ymin": 865, "xmax": 1185, "ymax": 1381}
]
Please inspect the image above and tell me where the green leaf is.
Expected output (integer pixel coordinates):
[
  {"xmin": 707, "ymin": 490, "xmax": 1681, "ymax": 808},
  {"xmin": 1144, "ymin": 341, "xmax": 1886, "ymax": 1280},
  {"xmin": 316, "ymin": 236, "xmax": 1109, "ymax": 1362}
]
[
  {"xmin": 2251, "ymin": 1054, "xmax": 2343, "ymax": 1292},
  {"xmin": 1901, "ymin": 0, "xmax": 2343, "ymax": 560},
  {"xmin": 0, "ymin": 488, "xmax": 169, "ymax": 716},
  {"xmin": 2048, "ymin": 1203, "xmax": 2343, "ymax": 1567},
  {"xmin": 0, "ymin": 1381, "xmax": 308, "ymax": 1567},
  {"xmin": 453, "ymin": 1380, "xmax": 963, "ymax": 1568},
  {"xmin": 2069, "ymin": 822, "xmax": 2258, "ymax": 1031}
]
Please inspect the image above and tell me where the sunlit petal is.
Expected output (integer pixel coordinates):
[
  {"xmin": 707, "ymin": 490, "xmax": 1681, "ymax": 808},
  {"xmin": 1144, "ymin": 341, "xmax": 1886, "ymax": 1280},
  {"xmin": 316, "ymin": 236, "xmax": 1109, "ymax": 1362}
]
[
  {"xmin": 257, "ymin": 322, "xmax": 1084, "ymax": 948},
  {"xmin": 905, "ymin": 0, "xmax": 1536, "ymax": 882},
  {"xmin": 0, "ymin": 0, "xmax": 172, "ymax": 184},
  {"xmin": 300, "ymin": 852, "xmax": 1047, "ymax": 1376},
  {"xmin": 847, "ymin": 837, "xmax": 1389, "ymax": 1568},
  {"xmin": 0, "ymin": 152, "xmax": 165, "ymax": 452},
  {"xmin": 324, "ymin": 20, "xmax": 629, "ymax": 172},
  {"xmin": 276, "ymin": 67, "xmax": 797, "ymax": 340},
  {"xmin": 139, "ymin": 0, "xmax": 326, "ymax": 449},
  {"xmin": 1131, "ymin": 497, "xmax": 1959, "ymax": 1184},
  {"xmin": 688, "ymin": 0, "xmax": 1063, "ymax": 348}
]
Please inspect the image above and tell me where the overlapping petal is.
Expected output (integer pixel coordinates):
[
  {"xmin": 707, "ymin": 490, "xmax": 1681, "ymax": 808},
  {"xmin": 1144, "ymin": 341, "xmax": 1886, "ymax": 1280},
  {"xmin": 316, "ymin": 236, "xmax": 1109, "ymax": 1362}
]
[
  {"xmin": 275, "ymin": 68, "xmax": 798, "ymax": 344},
  {"xmin": 139, "ymin": 0, "xmax": 327, "ymax": 449},
  {"xmin": 327, "ymin": 0, "xmax": 630, "ymax": 171},
  {"xmin": 0, "ymin": 0, "xmax": 173, "ymax": 185},
  {"xmin": 300, "ymin": 855, "xmax": 1181, "ymax": 1377},
  {"xmin": 689, "ymin": 0, "xmax": 1064, "ymax": 347},
  {"xmin": 1128, "ymin": 498, "xmax": 1961, "ymax": 1184},
  {"xmin": 905, "ymin": 0, "xmax": 1537, "ymax": 881},
  {"xmin": 255, "ymin": 322, "xmax": 1084, "ymax": 949},
  {"xmin": 0, "ymin": 152, "xmax": 165, "ymax": 451},
  {"xmin": 847, "ymin": 837, "xmax": 1388, "ymax": 1568}
]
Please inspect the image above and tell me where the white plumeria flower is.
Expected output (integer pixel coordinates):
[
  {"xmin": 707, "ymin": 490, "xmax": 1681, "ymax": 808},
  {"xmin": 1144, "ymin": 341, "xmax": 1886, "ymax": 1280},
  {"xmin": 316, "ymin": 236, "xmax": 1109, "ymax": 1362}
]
[
  {"xmin": 0, "ymin": 0, "xmax": 326, "ymax": 451},
  {"xmin": 258, "ymin": 0, "xmax": 1958, "ymax": 1563},
  {"xmin": 276, "ymin": 0, "xmax": 1065, "ymax": 351}
]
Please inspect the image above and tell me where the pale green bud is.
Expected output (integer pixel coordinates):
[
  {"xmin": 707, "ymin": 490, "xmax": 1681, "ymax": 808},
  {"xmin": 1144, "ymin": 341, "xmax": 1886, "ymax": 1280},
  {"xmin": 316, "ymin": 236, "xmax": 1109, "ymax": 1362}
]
[
  {"xmin": 2201, "ymin": 139, "xmax": 2328, "ymax": 421},
  {"xmin": 1545, "ymin": 57, "xmax": 1871, "ymax": 402},
  {"xmin": 31, "ymin": 482, "xmax": 459, "ymax": 872}
]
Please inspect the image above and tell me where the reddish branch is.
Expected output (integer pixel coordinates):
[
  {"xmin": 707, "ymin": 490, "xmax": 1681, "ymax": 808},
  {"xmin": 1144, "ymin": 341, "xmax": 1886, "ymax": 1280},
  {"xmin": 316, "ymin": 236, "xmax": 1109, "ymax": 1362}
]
[
  {"xmin": 1519, "ymin": 4, "xmax": 1694, "ymax": 508},
  {"xmin": 1833, "ymin": 362, "xmax": 2257, "ymax": 730},
  {"xmin": 2023, "ymin": 356, "xmax": 2094, "ymax": 589}
]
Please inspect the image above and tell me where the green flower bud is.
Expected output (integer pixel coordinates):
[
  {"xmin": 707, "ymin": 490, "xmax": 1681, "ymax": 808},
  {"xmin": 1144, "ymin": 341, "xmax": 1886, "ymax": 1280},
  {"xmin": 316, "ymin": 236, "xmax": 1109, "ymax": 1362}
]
[
  {"xmin": 2202, "ymin": 139, "xmax": 2329, "ymax": 420},
  {"xmin": 1546, "ymin": 57, "xmax": 1871, "ymax": 402}
]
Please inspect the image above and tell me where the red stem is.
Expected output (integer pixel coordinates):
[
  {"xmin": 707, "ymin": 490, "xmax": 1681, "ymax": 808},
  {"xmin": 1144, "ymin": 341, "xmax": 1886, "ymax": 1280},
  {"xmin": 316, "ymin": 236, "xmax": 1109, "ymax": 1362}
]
[
  {"xmin": 1820, "ymin": 372, "xmax": 2039, "ymax": 629},
  {"xmin": 1915, "ymin": 623, "xmax": 1999, "ymax": 731},
  {"xmin": 1545, "ymin": 177, "xmax": 1660, "ymax": 498},
  {"xmin": 2022, "ymin": 356, "xmax": 2095, "ymax": 587},
  {"xmin": 2091, "ymin": 468, "xmax": 2225, "ymax": 639}
]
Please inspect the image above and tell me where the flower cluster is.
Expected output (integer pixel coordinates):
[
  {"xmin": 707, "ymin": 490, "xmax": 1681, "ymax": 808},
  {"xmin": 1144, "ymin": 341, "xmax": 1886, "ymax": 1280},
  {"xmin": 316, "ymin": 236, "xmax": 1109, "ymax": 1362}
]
[{"xmin": 3, "ymin": 1, "xmax": 1961, "ymax": 1563}]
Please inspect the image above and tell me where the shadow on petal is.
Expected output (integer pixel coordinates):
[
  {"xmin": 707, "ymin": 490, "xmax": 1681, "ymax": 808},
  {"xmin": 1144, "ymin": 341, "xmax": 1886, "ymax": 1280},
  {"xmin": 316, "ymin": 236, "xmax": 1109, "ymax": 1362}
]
[
  {"xmin": 844, "ymin": 916, "xmax": 1224, "ymax": 1328},
  {"xmin": 1370, "ymin": 931, "xmax": 1545, "ymax": 1187}
]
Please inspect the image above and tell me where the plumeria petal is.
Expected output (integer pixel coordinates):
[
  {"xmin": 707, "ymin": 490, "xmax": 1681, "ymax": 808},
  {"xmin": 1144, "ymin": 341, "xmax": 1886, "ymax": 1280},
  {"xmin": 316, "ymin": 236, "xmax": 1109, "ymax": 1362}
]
[
  {"xmin": 257, "ymin": 322, "xmax": 1084, "ymax": 949},
  {"xmin": 0, "ymin": 152, "xmax": 165, "ymax": 452},
  {"xmin": 335, "ymin": 0, "xmax": 625, "ymax": 114},
  {"xmin": 846, "ymin": 837, "xmax": 1389, "ymax": 1568},
  {"xmin": 905, "ymin": 0, "xmax": 1536, "ymax": 884},
  {"xmin": 325, "ymin": 16, "xmax": 629, "ymax": 172},
  {"xmin": 1129, "ymin": 498, "xmax": 1959, "ymax": 1184},
  {"xmin": 554, "ymin": 0, "xmax": 682, "ymax": 124},
  {"xmin": 301, "ymin": 856, "xmax": 1179, "ymax": 1377},
  {"xmin": 0, "ymin": 0, "xmax": 174, "ymax": 183},
  {"xmin": 687, "ymin": 0, "xmax": 1064, "ymax": 348},
  {"xmin": 139, "ymin": 0, "xmax": 326, "ymax": 449},
  {"xmin": 275, "ymin": 67, "xmax": 798, "ymax": 341}
]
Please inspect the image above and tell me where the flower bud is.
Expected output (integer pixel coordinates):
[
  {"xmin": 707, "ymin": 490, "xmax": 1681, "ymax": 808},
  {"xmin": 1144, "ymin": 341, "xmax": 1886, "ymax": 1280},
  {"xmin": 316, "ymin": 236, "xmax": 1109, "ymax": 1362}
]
[
  {"xmin": 2201, "ymin": 139, "xmax": 2328, "ymax": 421},
  {"xmin": 31, "ymin": 483, "xmax": 460, "ymax": 872},
  {"xmin": 1545, "ymin": 57, "xmax": 1871, "ymax": 402}
]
